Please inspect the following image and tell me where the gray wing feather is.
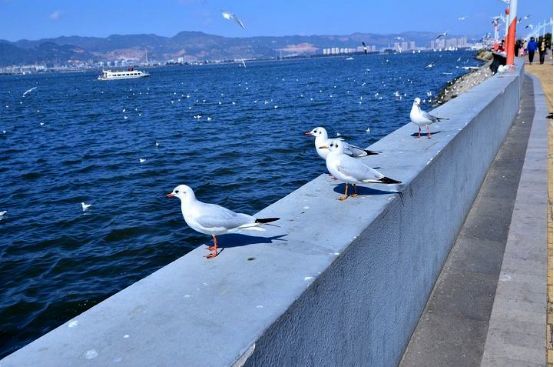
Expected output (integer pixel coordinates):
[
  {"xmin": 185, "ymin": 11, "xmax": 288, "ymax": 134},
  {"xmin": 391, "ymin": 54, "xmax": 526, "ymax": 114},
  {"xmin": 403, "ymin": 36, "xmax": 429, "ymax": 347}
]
[
  {"xmin": 195, "ymin": 203, "xmax": 253, "ymax": 229},
  {"xmin": 344, "ymin": 143, "xmax": 368, "ymax": 157},
  {"xmin": 421, "ymin": 110, "xmax": 441, "ymax": 122},
  {"xmin": 337, "ymin": 156, "xmax": 384, "ymax": 182}
]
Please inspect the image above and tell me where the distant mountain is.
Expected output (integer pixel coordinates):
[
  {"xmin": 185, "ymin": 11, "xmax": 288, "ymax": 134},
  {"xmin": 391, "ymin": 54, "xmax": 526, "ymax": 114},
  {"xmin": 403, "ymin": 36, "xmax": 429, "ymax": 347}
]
[{"xmin": 0, "ymin": 31, "xmax": 466, "ymax": 66}]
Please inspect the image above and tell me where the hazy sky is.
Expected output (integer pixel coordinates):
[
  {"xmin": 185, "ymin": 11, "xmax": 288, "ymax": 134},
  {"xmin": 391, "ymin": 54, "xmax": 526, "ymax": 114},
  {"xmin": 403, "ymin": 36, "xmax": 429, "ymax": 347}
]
[{"xmin": 0, "ymin": 0, "xmax": 551, "ymax": 41}]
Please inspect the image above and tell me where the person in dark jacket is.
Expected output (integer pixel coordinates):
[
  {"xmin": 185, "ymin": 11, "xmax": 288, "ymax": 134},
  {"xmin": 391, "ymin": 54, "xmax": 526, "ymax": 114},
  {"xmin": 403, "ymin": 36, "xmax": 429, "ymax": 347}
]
[
  {"xmin": 539, "ymin": 37, "xmax": 547, "ymax": 64},
  {"xmin": 527, "ymin": 37, "xmax": 538, "ymax": 64},
  {"xmin": 515, "ymin": 39, "xmax": 522, "ymax": 57}
]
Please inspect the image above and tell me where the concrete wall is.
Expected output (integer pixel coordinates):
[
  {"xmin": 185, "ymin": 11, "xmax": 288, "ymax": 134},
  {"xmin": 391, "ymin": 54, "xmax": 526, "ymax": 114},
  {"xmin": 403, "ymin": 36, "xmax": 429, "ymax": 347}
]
[{"xmin": 1, "ymin": 62, "xmax": 524, "ymax": 367}]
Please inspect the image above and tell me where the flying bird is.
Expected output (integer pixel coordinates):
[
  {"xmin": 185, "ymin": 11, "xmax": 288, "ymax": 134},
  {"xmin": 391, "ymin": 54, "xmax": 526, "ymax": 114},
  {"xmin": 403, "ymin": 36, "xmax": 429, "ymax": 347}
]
[
  {"xmin": 81, "ymin": 202, "xmax": 91, "ymax": 212},
  {"xmin": 436, "ymin": 32, "xmax": 448, "ymax": 39},
  {"xmin": 457, "ymin": 16, "xmax": 467, "ymax": 21},
  {"xmin": 325, "ymin": 141, "xmax": 401, "ymax": 201},
  {"xmin": 167, "ymin": 185, "xmax": 278, "ymax": 258},
  {"xmin": 361, "ymin": 41, "xmax": 368, "ymax": 54},
  {"xmin": 222, "ymin": 11, "xmax": 246, "ymax": 30},
  {"xmin": 525, "ymin": 24, "xmax": 534, "ymax": 29},
  {"xmin": 0, "ymin": 211, "xmax": 6, "ymax": 220},
  {"xmin": 410, "ymin": 97, "xmax": 448, "ymax": 138},
  {"xmin": 22, "ymin": 87, "xmax": 37, "ymax": 97},
  {"xmin": 304, "ymin": 127, "xmax": 378, "ymax": 160}
]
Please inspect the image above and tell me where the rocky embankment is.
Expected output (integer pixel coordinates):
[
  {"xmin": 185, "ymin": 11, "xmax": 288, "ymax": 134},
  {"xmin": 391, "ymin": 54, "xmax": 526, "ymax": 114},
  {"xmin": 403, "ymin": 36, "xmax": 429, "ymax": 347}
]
[{"xmin": 434, "ymin": 49, "xmax": 494, "ymax": 106}]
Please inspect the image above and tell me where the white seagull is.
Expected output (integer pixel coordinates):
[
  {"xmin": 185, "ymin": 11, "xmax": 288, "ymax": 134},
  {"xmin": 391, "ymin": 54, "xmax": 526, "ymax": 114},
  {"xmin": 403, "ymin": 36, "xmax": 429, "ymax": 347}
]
[
  {"xmin": 222, "ymin": 11, "xmax": 246, "ymax": 30},
  {"xmin": 304, "ymin": 127, "xmax": 378, "ymax": 160},
  {"xmin": 167, "ymin": 185, "xmax": 279, "ymax": 258},
  {"xmin": 81, "ymin": 202, "xmax": 91, "ymax": 212},
  {"xmin": 410, "ymin": 97, "xmax": 448, "ymax": 138},
  {"xmin": 326, "ymin": 141, "xmax": 401, "ymax": 201},
  {"xmin": 436, "ymin": 32, "xmax": 448, "ymax": 39},
  {"xmin": 0, "ymin": 211, "xmax": 6, "ymax": 220},
  {"xmin": 22, "ymin": 87, "xmax": 37, "ymax": 97}
]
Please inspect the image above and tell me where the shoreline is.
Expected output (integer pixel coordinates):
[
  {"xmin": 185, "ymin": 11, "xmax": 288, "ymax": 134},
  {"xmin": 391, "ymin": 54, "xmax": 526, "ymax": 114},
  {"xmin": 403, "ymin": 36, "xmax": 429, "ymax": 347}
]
[{"xmin": 434, "ymin": 60, "xmax": 493, "ymax": 106}]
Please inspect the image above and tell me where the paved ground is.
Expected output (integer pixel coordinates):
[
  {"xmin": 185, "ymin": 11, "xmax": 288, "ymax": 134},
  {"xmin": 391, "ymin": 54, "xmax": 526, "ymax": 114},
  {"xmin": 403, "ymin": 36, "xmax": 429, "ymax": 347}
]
[
  {"xmin": 525, "ymin": 55, "xmax": 553, "ymax": 367},
  {"xmin": 399, "ymin": 75, "xmax": 540, "ymax": 367},
  {"xmin": 480, "ymin": 74, "xmax": 548, "ymax": 366}
]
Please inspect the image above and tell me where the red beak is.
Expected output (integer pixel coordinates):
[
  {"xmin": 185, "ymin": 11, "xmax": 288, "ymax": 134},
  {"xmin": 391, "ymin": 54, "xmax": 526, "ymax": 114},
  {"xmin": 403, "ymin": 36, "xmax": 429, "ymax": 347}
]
[{"xmin": 166, "ymin": 193, "xmax": 175, "ymax": 198}]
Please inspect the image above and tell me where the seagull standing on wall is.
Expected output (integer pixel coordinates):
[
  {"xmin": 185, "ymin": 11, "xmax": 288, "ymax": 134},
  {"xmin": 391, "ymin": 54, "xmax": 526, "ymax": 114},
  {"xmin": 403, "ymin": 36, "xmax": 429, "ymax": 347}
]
[
  {"xmin": 167, "ymin": 185, "xmax": 278, "ymax": 258},
  {"xmin": 325, "ymin": 141, "xmax": 401, "ymax": 201},
  {"xmin": 304, "ymin": 127, "xmax": 379, "ymax": 160},
  {"xmin": 410, "ymin": 97, "xmax": 448, "ymax": 139}
]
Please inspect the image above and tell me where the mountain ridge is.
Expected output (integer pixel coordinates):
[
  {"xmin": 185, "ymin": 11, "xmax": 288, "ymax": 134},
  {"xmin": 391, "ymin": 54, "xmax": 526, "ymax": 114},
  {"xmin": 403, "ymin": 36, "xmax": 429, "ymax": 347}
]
[{"xmin": 0, "ymin": 30, "xmax": 471, "ymax": 66}]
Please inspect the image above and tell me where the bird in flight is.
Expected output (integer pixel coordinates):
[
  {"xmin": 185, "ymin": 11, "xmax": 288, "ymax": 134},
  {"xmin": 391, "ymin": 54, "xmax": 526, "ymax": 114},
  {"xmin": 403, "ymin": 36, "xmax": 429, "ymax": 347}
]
[{"xmin": 222, "ymin": 11, "xmax": 246, "ymax": 30}]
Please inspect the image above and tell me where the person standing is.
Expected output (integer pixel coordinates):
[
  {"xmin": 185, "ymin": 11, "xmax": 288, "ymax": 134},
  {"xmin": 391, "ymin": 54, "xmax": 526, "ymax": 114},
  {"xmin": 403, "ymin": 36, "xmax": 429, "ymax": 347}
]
[
  {"xmin": 515, "ymin": 39, "xmax": 522, "ymax": 57},
  {"xmin": 539, "ymin": 37, "xmax": 547, "ymax": 64},
  {"xmin": 527, "ymin": 37, "xmax": 538, "ymax": 64}
]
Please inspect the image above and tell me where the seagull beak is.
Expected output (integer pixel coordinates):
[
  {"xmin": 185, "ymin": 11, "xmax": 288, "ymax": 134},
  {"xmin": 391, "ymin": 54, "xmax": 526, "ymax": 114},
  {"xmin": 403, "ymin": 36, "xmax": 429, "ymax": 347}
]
[
  {"xmin": 304, "ymin": 131, "xmax": 313, "ymax": 137},
  {"xmin": 166, "ymin": 193, "xmax": 175, "ymax": 198},
  {"xmin": 319, "ymin": 145, "xmax": 329, "ymax": 149}
]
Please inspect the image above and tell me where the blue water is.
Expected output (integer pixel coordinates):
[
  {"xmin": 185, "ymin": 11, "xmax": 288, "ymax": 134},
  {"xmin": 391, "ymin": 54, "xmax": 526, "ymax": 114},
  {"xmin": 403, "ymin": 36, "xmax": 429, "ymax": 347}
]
[{"xmin": 0, "ymin": 51, "xmax": 479, "ymax": 357}]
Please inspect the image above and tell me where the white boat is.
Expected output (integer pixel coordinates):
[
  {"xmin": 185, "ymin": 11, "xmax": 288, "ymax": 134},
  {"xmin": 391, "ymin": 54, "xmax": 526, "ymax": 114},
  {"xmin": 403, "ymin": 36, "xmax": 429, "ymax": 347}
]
[{"xmin": 97, "ymin": 68, "xmax": 150, "ymax": 81}]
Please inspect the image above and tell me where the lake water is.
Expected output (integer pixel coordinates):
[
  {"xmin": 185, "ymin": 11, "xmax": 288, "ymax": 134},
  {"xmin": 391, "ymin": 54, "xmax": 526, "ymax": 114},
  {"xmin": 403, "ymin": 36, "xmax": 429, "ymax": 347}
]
[{"xmin": 0, "ymin": 51, "xmax": 479, "ymax": 357}]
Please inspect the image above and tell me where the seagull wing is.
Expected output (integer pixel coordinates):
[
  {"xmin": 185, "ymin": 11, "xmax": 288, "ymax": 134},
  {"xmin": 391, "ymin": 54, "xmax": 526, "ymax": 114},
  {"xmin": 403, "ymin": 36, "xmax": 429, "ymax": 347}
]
[
  {"xmin": 343, "ymin": 143, "xmax": 368, "ymax": 157},
  {"xmin": 235, "ymin": 17, "xmax": 246, "ymax": 30},
  {"xmin": 421, "ymin": 110, "xmax": 442, "ymax": 123},
  {"xmin": 337, "ymin": 156, "xmax": 384, "ymax": 182},
  {"xmin": 194, "ymin": 203, "xmax": 253, "ymax": 230}
]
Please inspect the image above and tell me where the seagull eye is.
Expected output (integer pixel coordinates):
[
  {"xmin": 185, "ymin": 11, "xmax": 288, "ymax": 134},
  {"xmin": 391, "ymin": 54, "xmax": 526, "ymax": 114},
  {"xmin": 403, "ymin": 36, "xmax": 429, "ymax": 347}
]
[{"xmin": 175, "ymin": 190, "xmax": 179, "ymax": 194}]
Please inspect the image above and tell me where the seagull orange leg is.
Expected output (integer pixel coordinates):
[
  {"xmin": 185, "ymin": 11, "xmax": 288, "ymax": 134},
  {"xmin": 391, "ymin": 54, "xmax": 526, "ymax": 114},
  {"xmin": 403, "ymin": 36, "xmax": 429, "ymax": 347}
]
[
  {"xmin": 417, "ymin": 126, "xmax": 421, "ymax": 138},
  {"xmin": 351, "ymin": 184, "xmax": 358, "ymax": 197},
  {"xmin": 339, "ymin": 184, "xmax": 349, "ymax": 201},
  {"xmin": 206, "ymin": 235, "xmax": 218, "ymax": 259}
]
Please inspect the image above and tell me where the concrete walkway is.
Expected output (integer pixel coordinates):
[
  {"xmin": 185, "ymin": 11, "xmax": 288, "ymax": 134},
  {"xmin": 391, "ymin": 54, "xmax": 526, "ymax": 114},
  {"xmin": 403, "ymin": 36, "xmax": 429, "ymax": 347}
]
[
  {"xmin": 480, "ymin": 75, "xmax": 548, "ymax": 366},
  {"xmin": 400, "ymin": 74, "xmax": 547, "ymax": 366}
]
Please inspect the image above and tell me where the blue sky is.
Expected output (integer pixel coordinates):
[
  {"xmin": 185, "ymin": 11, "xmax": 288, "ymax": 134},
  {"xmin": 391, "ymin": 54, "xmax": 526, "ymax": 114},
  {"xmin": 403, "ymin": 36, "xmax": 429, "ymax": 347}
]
[{"xmin": 0, "ymin": 0, "xmax": 551, "ymax": 41}]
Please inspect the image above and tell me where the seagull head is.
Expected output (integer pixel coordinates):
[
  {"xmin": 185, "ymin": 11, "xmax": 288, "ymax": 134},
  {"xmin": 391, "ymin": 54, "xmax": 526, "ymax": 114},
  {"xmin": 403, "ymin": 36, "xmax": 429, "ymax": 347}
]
[
  {"xmin": 328, "ymin": 140, "xmax": 345, "ymax": 154},
  {"xmin": 413, "ymin": 97, "xmax": 421, "ymax": 106},
  {"xmin": 304, "ymin": 127, "xmax": 328, "ymax": 139},
  {"xmin": 167, "ymin": 184, "xmax": 195, "ymax": 201}
]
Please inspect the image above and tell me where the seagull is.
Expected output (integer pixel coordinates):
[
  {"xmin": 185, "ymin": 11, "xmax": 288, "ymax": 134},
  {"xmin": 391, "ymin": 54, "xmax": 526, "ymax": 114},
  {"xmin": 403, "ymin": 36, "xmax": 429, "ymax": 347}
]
[
  {"xmin": 167, "ymin": 185, "xmax": 279, "ymax": 258},
  {"xmin": 410, "ymin": 97, "xmax": 448, "ymax": 138},
  {"xmin": 525, "ymin": 24, "xmax": 534, "ymax": 29},
  {"xmin": 361, "ymin": 41, "xmax": 368, "ymax": 54},
  {"xmin": 457, "ymin": 16, "xmax": 467, "ymax": 21},
  {"xmin": 0, "ymin": 211, "xmax": 6, "ymax": 220},
  {"xmin": 222, "ymin": 11, "xmax": 246, "ymax": 30},
  {"xmin": 22, "ymin": 87, "xmax": 37, "ymax": 97},
  {"xmin": 325, "ymin": 141, "xmax": 401, "ymax": 201},
  {"xmin": 81, "ymin": 202, "xmax": 91, "ymax": 212},
  {"xmin": 436, "ymin": 32, "xmax": 448, "ymax": 39},
  {"xmin": 304, "ymin": 127, "xmax": 378, "ymax": 160},
  {"xmin": 139, "ymin": 158, "xmax": 146, "ymax": 163}
]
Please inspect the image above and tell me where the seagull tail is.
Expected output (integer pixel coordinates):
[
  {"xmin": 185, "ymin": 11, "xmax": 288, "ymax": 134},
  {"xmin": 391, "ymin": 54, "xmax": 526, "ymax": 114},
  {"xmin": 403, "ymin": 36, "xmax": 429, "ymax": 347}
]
[
  {"xmin": 255, "ymin": 218, "xmax": 279, "ymax": 224},
  {"xmin": 363, "ymin": 149, "xmax": 379, "ymax": 156},
  {"xmin": 378, "ymin": 176, "xmax": 402, "ymax": 184}
]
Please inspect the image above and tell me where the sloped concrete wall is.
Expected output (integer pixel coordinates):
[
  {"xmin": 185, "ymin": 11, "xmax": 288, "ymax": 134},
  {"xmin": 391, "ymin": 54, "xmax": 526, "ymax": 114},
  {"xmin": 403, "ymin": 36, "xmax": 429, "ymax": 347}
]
[{"xmin": 1, "ymin": 62, "xmax": 524, "ymax": 367}]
